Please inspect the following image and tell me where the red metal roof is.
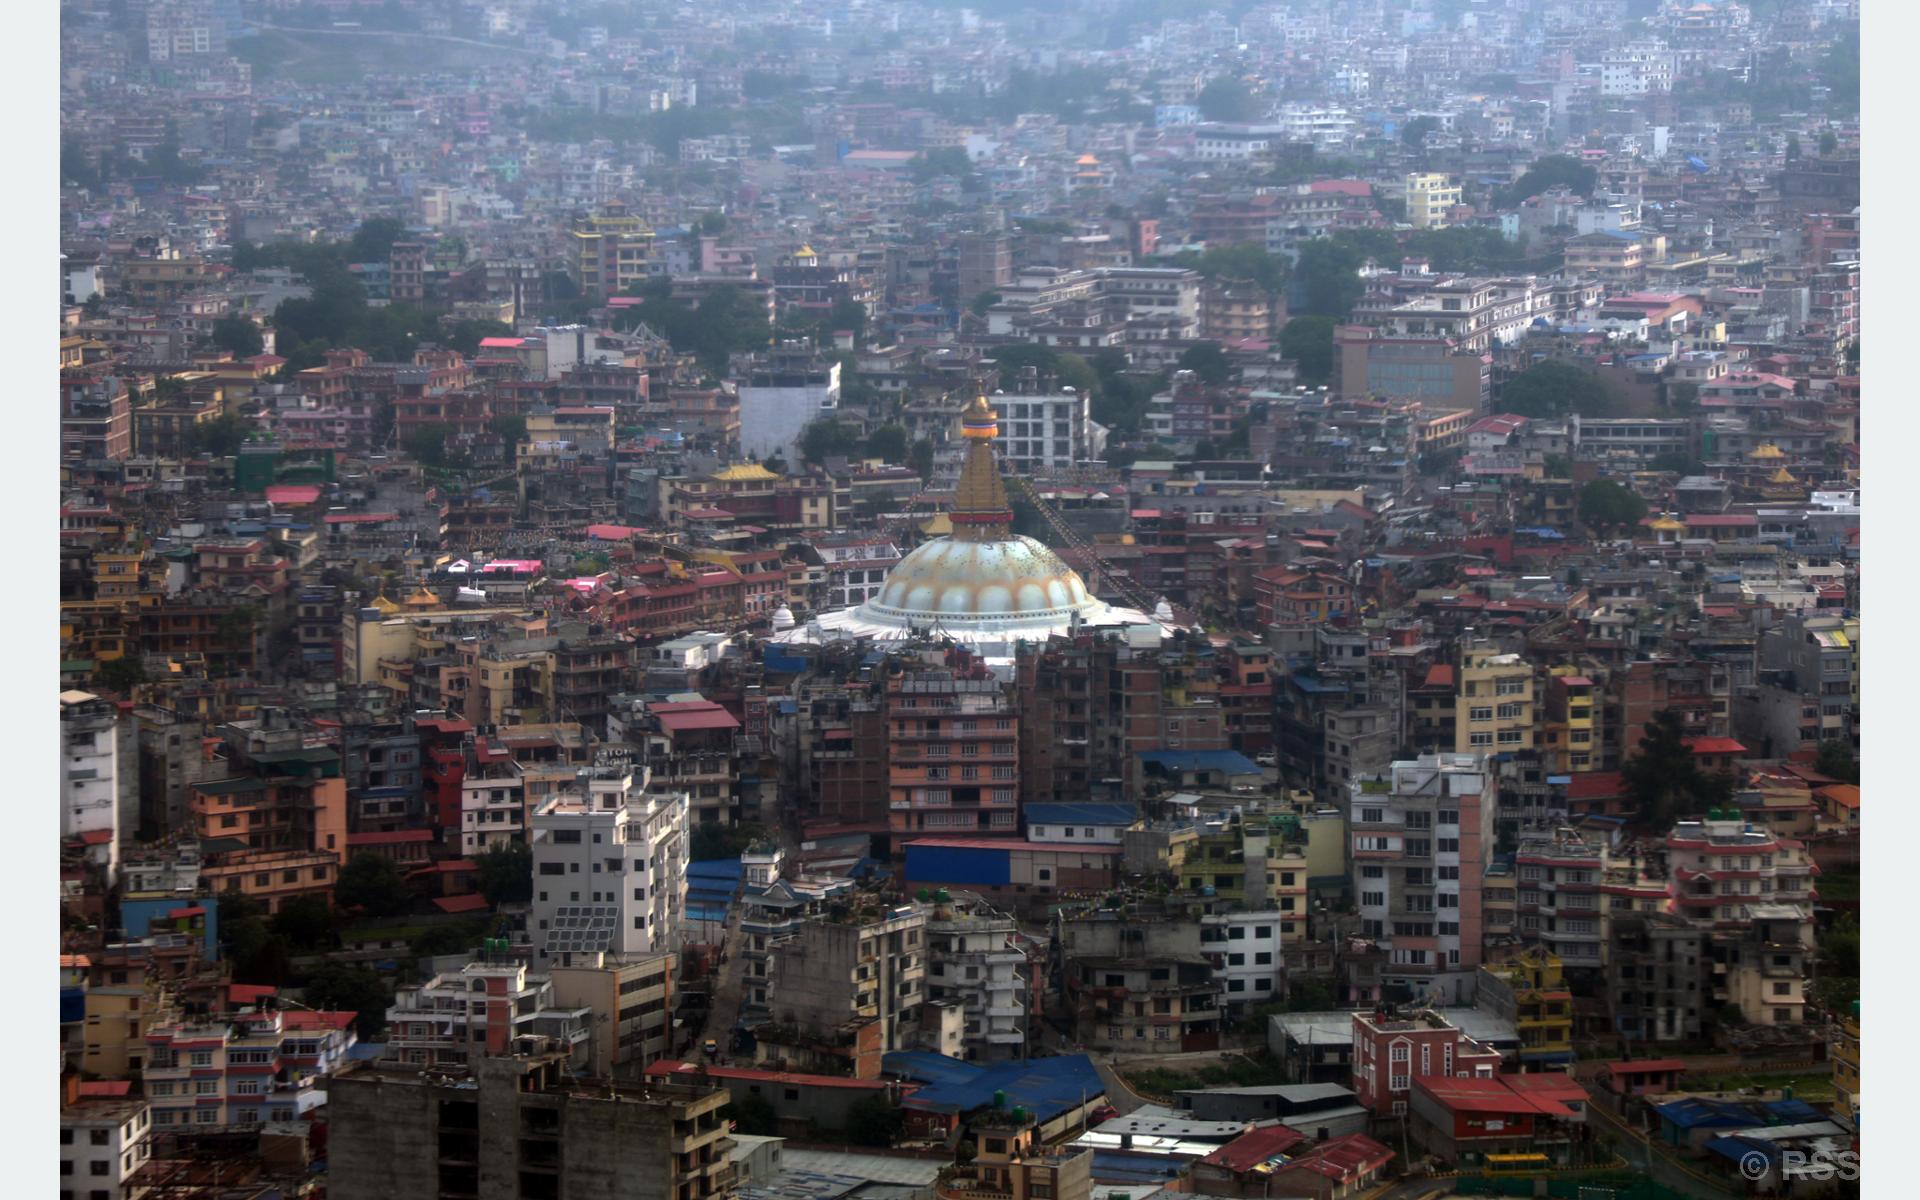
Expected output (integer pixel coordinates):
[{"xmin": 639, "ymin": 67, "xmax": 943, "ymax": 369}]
[
  {"xmin": 1684, "ymin": 737, "xmax": 1748, "ymax": 755},
  {"xmin": 1201, "ymin": 1124, "xmax": 1309, "ymax": 1171},
  {"xmin": 266, "ymin": 485, "xmax": 323, "ymax": 505},
  {"xmin": 432, "ymin": 893, "xmax": 491, "ymax": 914},
  {"xmin": 78, "ymin": 1081, "xmax": 134, "ymax": 1098},
  {"xmin": 656, "ymin": 709, "xmax": 741, "ymax": 732},
  {"xmin": 1414, "ymin": 1075, "xmax": 1576, "ymax": 1117},
  {"xmin": 905, "ymin": 838, "xmax": 1121, "ymax": 854}
]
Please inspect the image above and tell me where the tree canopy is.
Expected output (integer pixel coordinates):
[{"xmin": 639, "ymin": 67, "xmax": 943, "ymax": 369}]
[
  {"xmin": 1494, "ymin": 154, "xmax": 1598, "ymax": 209},
  {"xmin": 864, "ymin": 424, "xmax": 909, "ymax": 463},
  {"xmin": 1499, "ymin": 359, "xmax": 1617, "ymax": 419},
  {"xmin": 1621, "ymin": 710, "xmax": 1735, "ymax": 830},
  {"xmin": 335, "ymin": 853, "xmax": 412, "ymax": 918},
  {"xmin": 1176, "ymin": 343, "xmax": 1233, "ymax": 386},
  {"xmin": 801, "ymin": 419, "xmax": 865, "ymax": 464},
  {"xmin": 1279, "ymin": 316, "xmax": 1336, "ymax": 385},
  {"xmin": 475, "ymin": 841, "xmax": 533, "ymax": 907},
  {"xmin": 1578, "ymin": 480, "xmax": 1648, "ymax": 533},
  {"xmin": 1197, "ymin": 76, "xmax": 1262, "ymax": 123},
  {"xmin": 211, "ymin": 315, "xmax": 265, "ymax": 359},
  {"xmin": 1290, "ymin": 238, "xmax": 1368, "ymax": 319}
]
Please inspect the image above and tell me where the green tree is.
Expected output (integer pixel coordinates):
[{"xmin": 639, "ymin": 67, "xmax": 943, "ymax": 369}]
[
  {"xmin": 445, "ymin": 318, "xmax": 516, "ymax": 356},
  {"xmin": 1177, "ymin": 343, "xmax": 1233, "ymax": 386},
  {"xmin": 1279, "ymin": 316, "xmax": 1336, "ymax": 385},
  {"xmin": 269, "ymin": 894, "xmax": 337, "ymax": 950},
  {"xmin": 1819, "ymin": 130, "xmax": 1839, "ymax": 156},
  {"xmin": 1180, "ymin": 243, "xmax": 1286, "ymax": 293},
  {"xmin": 190, "ymin": 413, "xmax": 256, "ymax": 457},
  {"xmin": 348, "ymin": 217, "xmax": 408, "ymax": 263},
  {"xmin": 1650, "ymin": 450, "xmax": 1706, "ymax": 475},
  {"xmin": 1197, "ymin": 76, "xmax": 1260, "ymax": 122},
  {"xmin": 801, "ymin": 419, "xmax": 865, "ymax": 464},
  {"xmin": 335, "ymin": 854, "xmax": 412, "ymax": 918},
  {"xmin": 1541, "ymin": 454, "xmax": 1572, "ymax": 479},
  {"xmin": 488, "ymin": 414, "xmax": 528, "ymax": 446},
  {"xmin": 1621, "ymin": 710, "xmax": 1732, "ymax": 830},
  {"xmin": 411, "ymin": 917, "xmax": 489, "ymax": 961},
  {"xmin": 404, "ymin": 421, "xmax": 458, "ymax": 470},
  {"xmin": 726, "ymin": 1093, "xmax": 777, "ymax": 1135},
  {"xmin": 910, "ymin": 438, "xmax": 935, "ymax": 480},
  {"xmin": 300, "ymin": 961, "xmax": 390, "ymax": 1040},
  {"xmin": 1286, "ymin": 976, "xmax": 1337, "ymax": 1012},
  {"xmin": 865, "ymin": 424, "xmax": 909, "ymax": 463},
  {"xmin": 1500, "ymin": 359, "xmax": 1616, "ymax": 419},
  {"xmin": 1291, "ymin": 238, "xmax": 1367, "ymax": 319},
  {"xmin": 210, "ymin": 314, "xmax": 265, "ymax": 359},
  {"xmin": 1494, "ymin": 154, "xmax": 1598, "ymax": 208},
  {"xmin": 843, "ymin": 1093, "xmax": 906, "ymax": 1147},
  {"xmin": 969, "ymin": 290, "xmax": 1002, "ymax": 316},
  {"xmin": 1400, "ymin": 115, "xmax": 1440, "ymax": 150},
  {"xmin": 1666, "ymin": 380, "xmax": 1700, "ymax": 413},
  {"xmin": 94, "ymin": 655, "xmax": 147, "ymax": 693},
  {"xmin": 1578, "ymin": 479, "xmax": 1647, "ymax": 532},
  {"xmin": 475, "ymin": 841, "xmax": 533, "ymax": 906},
  {"xmin": 1815, "ymin": 739, "xmax": 1859, "ymax": 785}
]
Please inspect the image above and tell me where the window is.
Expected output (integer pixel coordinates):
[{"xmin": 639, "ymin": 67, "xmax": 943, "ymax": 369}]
[{"xmin": 89, "ymin": 1129, "xmax": 108, "ymax": 1146}]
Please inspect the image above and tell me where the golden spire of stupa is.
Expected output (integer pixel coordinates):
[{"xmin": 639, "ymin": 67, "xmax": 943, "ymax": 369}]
[{"xmin": 949, "ymin": 391, "xmax": 1013, "ymax": 543}]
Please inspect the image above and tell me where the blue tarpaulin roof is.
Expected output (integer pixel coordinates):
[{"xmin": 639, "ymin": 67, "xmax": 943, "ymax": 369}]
[
  {"xmin": 886, "ymin": 1051, "xmax": 1106, "ymax": 1120},
  {"xmin": 1137, "ymin": 750, "xmax": 1262, "ymax": 775},
  {"xmin": 1655, "ymin": 1097, "xmax": 1820, "ymax": 1130},
  {"xmin": 1022, "ymin": 803, "xmax": 1139, "ymax": 828}
]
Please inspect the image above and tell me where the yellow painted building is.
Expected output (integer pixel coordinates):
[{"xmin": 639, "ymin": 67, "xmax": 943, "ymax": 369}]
[
  {"xmin": 1455, "ymin": 641, "xmax": 1535, "ymax": 755},
  {"xmin": 1405, "ymin": 172, "xmax": 1463, "ymax": 229},
  {"xmin": 1477, "ymin": 951, "xmax": 1574, "ymax": 1066},
  {"xmin": 1833, "ymin": 1003, "xmax": 1859, "ymax": 1128}
]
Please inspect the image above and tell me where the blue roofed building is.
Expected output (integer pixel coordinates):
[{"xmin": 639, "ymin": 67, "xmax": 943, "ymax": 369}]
[
  {"xmin": 1022, "ymin": 803, "xmax": 1140, "ymax": 845},
  {"xmin": 1136, "ymin": 750, "xmax": 1264, "ymax": 794},
  {"xmin": 885, "ymin": 1050, "xmax": 1108, "ymax": 1141}
]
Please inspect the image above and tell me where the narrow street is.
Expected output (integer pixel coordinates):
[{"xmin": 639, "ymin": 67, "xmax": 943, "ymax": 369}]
[{"xmin": 694, "ymin": 906, "xmax": 748, "ymax": 1054}]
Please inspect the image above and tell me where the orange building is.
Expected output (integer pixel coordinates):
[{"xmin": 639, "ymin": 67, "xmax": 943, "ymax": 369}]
[{"xmin": 887, "ymin": 654, "xmax": 1020, "ymax": 840}]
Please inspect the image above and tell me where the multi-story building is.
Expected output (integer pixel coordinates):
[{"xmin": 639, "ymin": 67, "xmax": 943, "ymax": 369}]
[
  {"xmin": 1663, "ymin": 813, "xmax": 1817, "ymax": 1026},
  {"xmin": 1607, "ymin": 911, "xmax": 1706, "ymax": 1044},
  {"xmin": 1054, "ymin": 907, "xmax": 1223, "ymax": 1053},
  {"xmin": 1199, "ymin": 911, "xmax": 1289, "ymax": 1017},
  {"xmin": 529, "ymin": 752, "xmax": 689, "ymax": 968},
  {"xmin": 143, "ymin": 1006, "xmax": 356, "ymax": 1131},
  {"xmin": 736, "ymin": 342, "xmax": 842, "ymax": 467},
  {"xmin": 1512, "ymin": 830, "xmax": 1665, "ymax": 973},
  {"xmin": 925, "ymin": 894, "xmax": 1031, "ymax": 1062},
  {"xmin": 1832, "ymin": 1002, "xmax": 1859, "ymax": 1132},
  {"xmin": 1349, "ymin": 754, "xmax": 1497, "ymax": 1003},
  {"xmin": 568, "ymin": 204, "xmax": 655, "ymax": 301},
  {"xmin": 761, "ymin": 897, "xmax": 928, "ymax": 1055},
  {"xmin": 1349, "ymin": 1009, "xmax": 1502, "ymax": 1118},
  {"xmin": 384, "ymin": 960, "xmax": 592, "ymax": 1068},
  {"xmin": 886, "ymin": 665, "xmax": 1020, "ymax": 840},
  {"xmin": 549, "ymin": 954, "xmax": 676, "ymax": 1078},
  {"xmin": 327, "ymin": 1052, "xmax": 735, "ymax": 1200},
  {"xmin": 935, "ymin": 1110, "xmax": 1092, "ymax": 1200},
  {"xmin": 61, "ymin": 691, "xmax": 121, "ymax": 873},
  {"xmin": 1454, "ymin": 642, "xmax": 1534, "ymax": 757},
  {"xmin": 1473, "ymin": 952, "xmax": 1573, "ymax": 1067},
  {"xmin": 1404, "ymin": 174, "xmax": 1462, "ymax": 229},
  {"xmin": 991, "ymin": 387, "xmax": 1100, "ymax": 472},
  {"xmin": 60, "ymin": 1080, "xmax": 151, "ymax": 1200},
  {"xmin": 460, "ymin": 738, "xmax": 528, "ymax": 857}
]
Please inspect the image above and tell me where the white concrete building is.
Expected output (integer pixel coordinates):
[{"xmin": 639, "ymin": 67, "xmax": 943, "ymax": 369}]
[
  {"xmin": 738, "ymin": 347, "xmax": 842, "ymax": 466},
  {"xmin": 926, "ymin": 897, "xmax": 1031, "ymax": 1061},
  {"xmin": 529, "ymin": 752, "xmax": 690, "ymax": 967},
  {"xmin": 61, "ymin": 691, "xmax": 120, "ymax": 878},
  {"xmin": 61, "ymin": 1095, "xmax": 151, "ymax": 1200},
  {"xmin": 992, "ymin": 389, "xmax": 1099, "ymax": 470},
  {"xmin": 1201, "ymin": 911, "xmax": 1288, "ymax": 1017}
]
